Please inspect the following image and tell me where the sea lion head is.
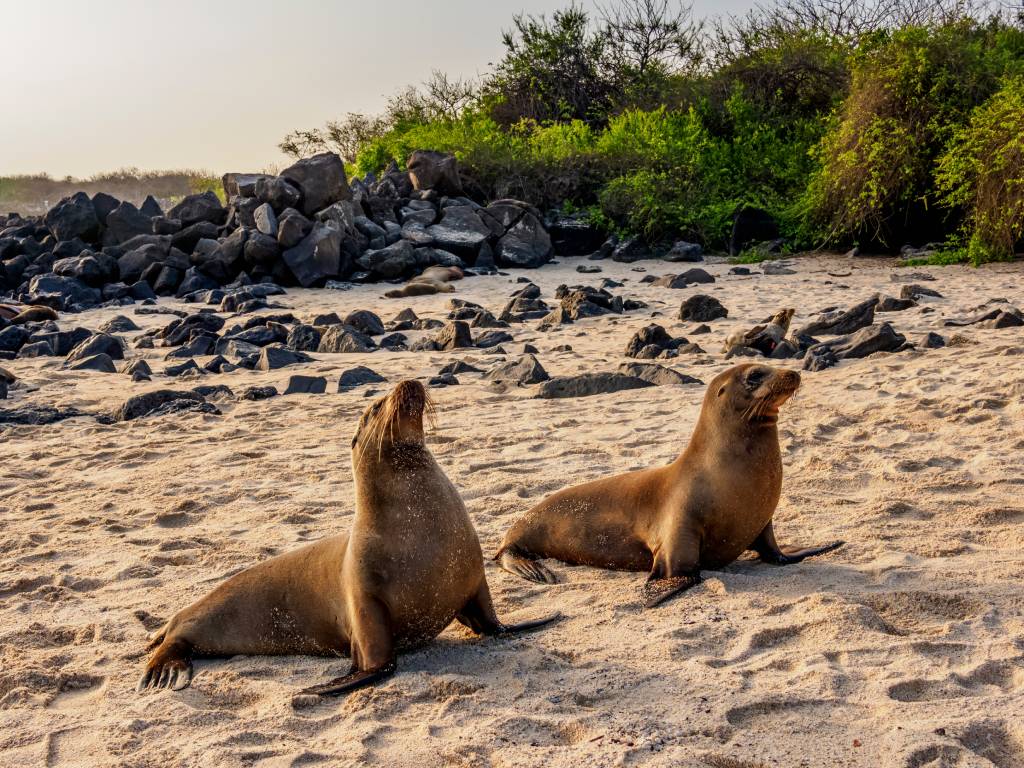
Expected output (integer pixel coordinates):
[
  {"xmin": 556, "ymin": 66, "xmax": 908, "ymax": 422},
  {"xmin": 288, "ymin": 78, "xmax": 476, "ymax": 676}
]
[
  {"xmin": 770, "ymin": 308, "xmax": 796, "ymax": 330},
  {"xmin": 706, "ymin": 363, "xmax": 801, "ymax": 429},
  {"xmin": 352, "ymin": 379, "xmax": 435, "ymax": 461}
]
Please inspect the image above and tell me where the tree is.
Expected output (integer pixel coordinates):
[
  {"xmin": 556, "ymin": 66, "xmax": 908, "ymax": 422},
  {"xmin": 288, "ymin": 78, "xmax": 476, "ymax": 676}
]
[
  {"xmin": 485, "ymin": 4, "xmax": 613, "ymax": 126},
  {"xmin": 279, "ymin": 71, "xmax": 478, "ymax": 161}
]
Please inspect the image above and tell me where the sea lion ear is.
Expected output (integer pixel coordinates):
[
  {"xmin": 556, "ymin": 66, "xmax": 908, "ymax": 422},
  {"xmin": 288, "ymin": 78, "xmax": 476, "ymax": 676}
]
[{"xmin": 717, "ymin": 385, "xmax": 727, "ymax": 397}]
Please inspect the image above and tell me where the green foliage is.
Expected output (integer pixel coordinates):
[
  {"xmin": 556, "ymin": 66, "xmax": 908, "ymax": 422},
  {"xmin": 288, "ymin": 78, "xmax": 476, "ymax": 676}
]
[
  {"xmin": 936, "ymin": 75, "xmax": 1024, "ymax": 263},
  {"xmin": 484, "ymin": 5, "xmax": 613, "ymax": 126},
  {"xmin": 801, "ymin": 20, "xmax": 1024, "ymax": 248},
  {"xmin": 291, "ymin": 3, "xmax": 1024, "ymax": 263}
]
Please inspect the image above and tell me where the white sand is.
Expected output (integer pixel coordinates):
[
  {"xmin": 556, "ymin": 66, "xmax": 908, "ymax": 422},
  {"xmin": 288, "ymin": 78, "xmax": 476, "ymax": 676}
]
[{"xmin": 1, "ymin": 254, "xmax": 1023, "ymax": 767}]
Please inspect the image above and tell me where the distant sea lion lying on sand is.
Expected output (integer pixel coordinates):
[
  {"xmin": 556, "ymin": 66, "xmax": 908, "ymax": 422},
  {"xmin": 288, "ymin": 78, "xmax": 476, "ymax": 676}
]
[
  {"xmin": 384, "ymin": 266, "xmax": 463, "ymax": 299},
  {"xmin": 0, "ymin": 304, "xmax": 59, "ymax": 324},
  {"xmin": 139, "ymin": 380, "xmax": 558, "ymax": 696},
  {"xmin": 723, "ymin": 308, "xmax": 795, "ymax": 358},
  {"xmin": 496, "ymin": 364, "xmax": 843, "ymax": 608}
]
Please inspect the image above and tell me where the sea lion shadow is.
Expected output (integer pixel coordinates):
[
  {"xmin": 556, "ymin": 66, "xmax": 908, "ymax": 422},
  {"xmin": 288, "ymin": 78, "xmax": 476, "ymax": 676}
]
[{"xmin": 709, "ymin": 555, "xmax": 863, "ymax": 596}]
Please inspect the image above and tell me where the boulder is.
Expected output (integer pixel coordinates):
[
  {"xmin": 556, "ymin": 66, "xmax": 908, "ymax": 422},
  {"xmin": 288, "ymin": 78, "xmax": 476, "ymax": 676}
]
[
  {"xmin": 901, "ymin": 284, "xmax": 943, "ymax": 301},
  {"xmin": 618, "ymin": 362, "xmax": 702, "ymax": 387},
  {"xmin": 436, "ymin": 320, "xmax": 473, "ymax": 350},
  {"xmin": 99, "ymin": 315, "xmax": 140, "ymax": 333},
  {"xmin": 44, "ymin": 192, "xmax": 99, "ymax": 242},
  {"xmin": 52, "ymin": 255, "xmax": 105, "ymax": 286},
  {"xmin": 662, "ymin": 241, "xmax": 703, "ymax": 262},
  {"xmin": 803, "ymin": 322, "xmax": 907, "ymax": 371},
  {"xmin": 222, "ymin": 173, "xmax": 273, "ymax": 199},
  {"xmin": 113, "ymin": 389, "xmax": 206, "ymax": 421},
  {"xmin": 624, "ymin": 324, "xmax": 678, "ymax": 358},
  {"xmin": 28, "ymin": 274, "xmax": 102, "ymax": 308},
  {"xmin": 65, "ymin": 333, "xmax": 124, "ymax": 364},
  {"xmin": 545, "ymin": 211, "xmax": 605, "ymax": 256},
  {"xmin": 103, "ymin": 202, "xmax": 152, "ymax": 246},
  {"xmin": 287, "ymin": 324, "xmax": 322, "ymax": 352},
  {"xmin": 254, "ymin": 203, "xmax": 278, "ymax": 237},
  {"xmin": 317, "ymin": 325, "xmax": 375, "ymax": 353},
  {"xmin": 679, "ymin": 294, "xmax": 727, "ymax": 322},
  {"xmin": 140, "ymin": 195, "xmax": 164, "ymax": 218},
  {"xmin": 536, "ymin": 373, "xmax": 654, "ymax": 399},
  {"xmin": 168, "ymin": 192, "xmax": 226, "ymax": 227},
  {"xmin": 256, "ymin": 346, "xmax": 313, "ymax": 371},
  {"xmin": 68, "ymin": 352, "xmax": 117, "ymax": 373},
  {"xmin": 343, "ymin": 310, "xmax": 385, "ymax": 337},
  {"xmin": 356, "ymin": 240, "xmax": 417, "ymax": 279},
  {"xmin": 281, "ymin": 153, "xmax": 350, "ymax": 216},
  {"xmin": 256, "ymin": 176, "xmax": 302, "ymax": 212},
  {"xmin": 407, "ymin": 150, "xmax": 463, "ymax": 195},
  {"xmin": 338, "ymin": 366, "xmax": 387, "ymax": 390},
  {"xmin": 798, "ymin": 297, "xmax": 876, "ymax": 336},
  {"xmin": 91, "ymin": 192, "xmax": 121, "ymax": 222},
  {"xmin": 282, "ymin": 223, "xmax": 343, "ymax": 287},
  {"xmin": 284, "ymin": 375, "xmax": 327, "ymax": 394},
  {"xmin": 0, "ymin": 326, "xmax": 29, "ymax": 353},
  {"xmin": 485, "ymin": 354, "xmax": 550, "ymax": 386},
  {"xmin": 611, "ymin": 236, "xmax": 650, "ymax": 263},
  {"xmin": 426, "ymin": 206, "xmax": 491, "ymax": 258},
  {"xmin": 495, "ymin": 212, "xmax": 553, "ymax": 268}
]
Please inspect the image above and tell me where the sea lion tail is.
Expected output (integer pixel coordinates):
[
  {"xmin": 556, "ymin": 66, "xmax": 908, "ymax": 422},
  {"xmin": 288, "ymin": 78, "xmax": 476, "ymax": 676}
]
[{"xmin": 497, "ymin": 546, "xmax": 558, "ymax": 585}]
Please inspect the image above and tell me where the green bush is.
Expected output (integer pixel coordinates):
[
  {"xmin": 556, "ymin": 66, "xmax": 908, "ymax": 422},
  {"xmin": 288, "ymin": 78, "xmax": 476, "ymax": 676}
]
[
  {"xmin": 317, "ymin": 7, "xmax": 1024, "ymax": 262},
  {"xmin": 937, "ymin": 76, "xmax": 1024, "ymax": 263},
  {"xmin": 801, "ymin": 21, "xmax": 1024, "ymax": 248}
]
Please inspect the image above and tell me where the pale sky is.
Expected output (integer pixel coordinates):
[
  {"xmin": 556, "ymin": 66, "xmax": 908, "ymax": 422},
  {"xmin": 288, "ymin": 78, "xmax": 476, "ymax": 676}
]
[{"xmin": 1, "ymin": 0, "xmax": 751, "ymax": 178}]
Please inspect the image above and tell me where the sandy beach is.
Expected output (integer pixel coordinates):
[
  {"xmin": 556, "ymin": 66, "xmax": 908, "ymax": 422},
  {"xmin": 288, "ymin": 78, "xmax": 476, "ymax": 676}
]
[{"xmin": 1, "ymin": 253, "xmax": 1023, "ymax": 768}]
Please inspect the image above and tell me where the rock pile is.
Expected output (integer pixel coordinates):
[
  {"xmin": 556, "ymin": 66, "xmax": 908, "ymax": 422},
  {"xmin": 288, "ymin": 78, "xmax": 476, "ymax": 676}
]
[{"xmin": 0, "ymin": 152, "xmax": 596, "ymax": 314}]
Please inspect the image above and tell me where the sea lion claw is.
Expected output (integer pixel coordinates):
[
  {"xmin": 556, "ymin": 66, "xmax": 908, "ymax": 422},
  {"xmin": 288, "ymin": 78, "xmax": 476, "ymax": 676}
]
[
  {"xmin": 499, "ymin": 612, "xmax": 562, "ymax": 634},
  {"xmin": 301, "ymin": 662, "xmax": 397, "ymax": 698},
  {"xmin": 774, "ymin": 540, "xmax": 845, "ymax": 565},
  {"xmin": 640, "ymin": 574, "xmax": 701, "ymax": 609}
]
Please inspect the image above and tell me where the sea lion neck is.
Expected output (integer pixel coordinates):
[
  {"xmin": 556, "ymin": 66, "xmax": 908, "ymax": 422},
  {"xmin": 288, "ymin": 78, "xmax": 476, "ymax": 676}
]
[{"xmin": 679, "ymin": 403, "xmax": 780, "ymax": 464}]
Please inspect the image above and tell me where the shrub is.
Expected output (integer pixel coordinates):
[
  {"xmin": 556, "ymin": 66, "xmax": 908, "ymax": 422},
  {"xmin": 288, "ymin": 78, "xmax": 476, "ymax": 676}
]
[
  {"xmin": 937, "ymin": 76, "xmax": 1024, "ymax": 262},
  {"xmin": 801, "ymin": 21, "xmax": 1024, "ymax": 248}
]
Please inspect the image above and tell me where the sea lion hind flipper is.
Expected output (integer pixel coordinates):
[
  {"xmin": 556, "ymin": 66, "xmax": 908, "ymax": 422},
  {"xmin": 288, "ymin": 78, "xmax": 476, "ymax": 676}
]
[
  {"xmin": 299, "ymin": 661, "xmax": 397, "ymax": 697},
  {"xmin": 640, "ymin": 573, "xmax": 701, "ymax": 609},
  {"xmin": 752, "ymin": 522, "xmax": 844, "ymax": 565},
  {"xmin": 774, "ymin": 540, "xmax": 845, "ymax": 565},
  {"xmin": 496, "ymin": 612, "xmax": 563, "ymax": 635},
  {"xmin": 497, "ymin": 547, "xmax": 558, "ymax": 584},
  {"xmin": 456, "ymin": 582, "xmax": 561, "ymax": 636}
]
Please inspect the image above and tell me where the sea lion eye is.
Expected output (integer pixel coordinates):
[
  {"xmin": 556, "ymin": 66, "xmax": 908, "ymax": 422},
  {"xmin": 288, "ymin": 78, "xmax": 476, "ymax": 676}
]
[{"xmin": 745, "ymin": 369, "xmax": 767, "ymax": 389}]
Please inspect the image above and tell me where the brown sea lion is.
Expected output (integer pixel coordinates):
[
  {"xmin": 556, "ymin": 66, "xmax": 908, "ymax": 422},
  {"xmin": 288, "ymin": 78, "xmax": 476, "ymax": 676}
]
[
  {"xmin": 383, "ymin": 266, "xmax": 464, "ymax": 299},
  {"xmin": 0, "ymin": 304, "xmax": 59, "ymax": 324},
  {"xmin": 496, "ymin": 364, "xmax": 843, "ymax": 608},
  {"xmin": 138, "ymin": 380, "xmax": 558, "ymax": 695},
  {"xmin": 723, "ymin": 308, "xmax": 795, "ymax": 358},
  {"xmin": 384, "ymin": 280, "xmax": 456, "ymax": 299}
]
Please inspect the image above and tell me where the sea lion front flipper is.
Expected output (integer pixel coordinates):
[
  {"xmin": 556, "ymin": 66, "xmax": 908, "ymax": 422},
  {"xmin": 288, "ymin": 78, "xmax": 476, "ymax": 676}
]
[
  {"xmin": 299, "ymin": 661, "xmax": 397, "ymax": 697},
  {"xmin": 137, "ymin": 637, "xmax": 194, "ymax": 693},
  {"xmin": 302, "ymin": 596, "xmax": 397, "ymax": 697},
  {"xmin": 640, "ymin": 573, "xmax": 701, "ymax": 609},
  {"xmin": 456, "ymin": 581, "xmax": 562, "ymax": 636},
  {"xmin": 751, "ymin": 521, "xmax": 844, "ymax": 565}
]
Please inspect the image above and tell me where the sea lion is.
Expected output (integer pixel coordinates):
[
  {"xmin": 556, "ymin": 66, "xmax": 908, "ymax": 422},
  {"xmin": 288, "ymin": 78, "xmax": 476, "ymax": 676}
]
[
  {"xmin": 723, "ymin": 308, "xmax": 795, "ymax": 358},
  {"xmin": 138, "ymin": 380, "xmax": 558, "ymax": 695},
  {"xmin": 0, "ymin": 304, "xmax": 59, "ymax": 324},
  {"xmin": 384, "ymin": 266, "xmax": 463, "ymax": 299},
  {"xmin": 496, "ymin": 363, "xmax": 843, "ymax": 608}
]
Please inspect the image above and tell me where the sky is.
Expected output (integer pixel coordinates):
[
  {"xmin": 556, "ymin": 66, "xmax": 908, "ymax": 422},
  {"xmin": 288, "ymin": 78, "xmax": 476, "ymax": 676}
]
[{"xmin": 1, "ymin": 0, "xmax": 752, "ymax": 178}]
